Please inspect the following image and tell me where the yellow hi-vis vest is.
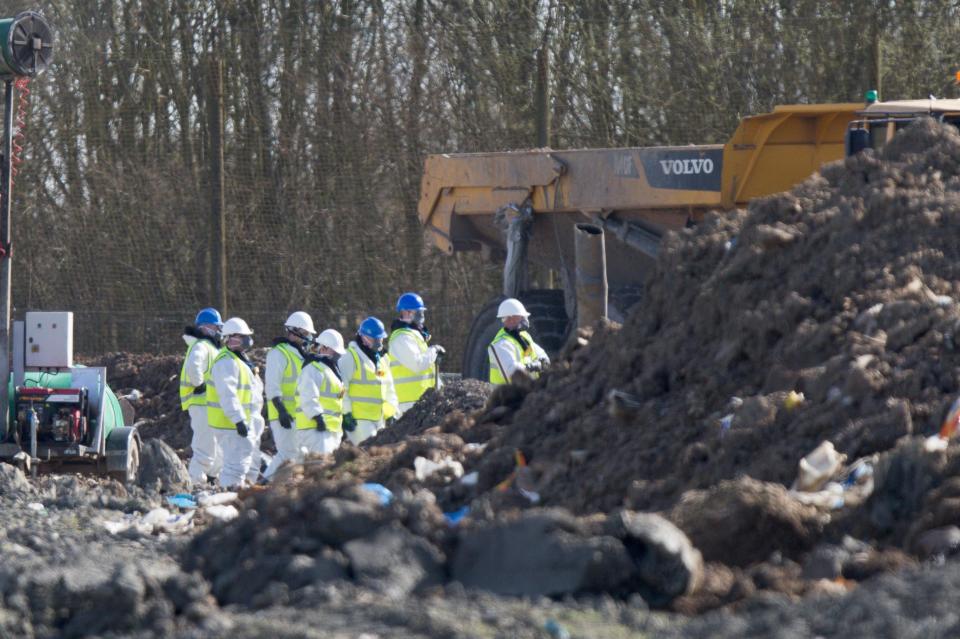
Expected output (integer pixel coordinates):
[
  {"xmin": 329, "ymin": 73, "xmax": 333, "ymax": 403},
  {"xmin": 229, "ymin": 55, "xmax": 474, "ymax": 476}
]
[
  {"xmin": 488, "ymin": 328, "xmax": 538, "ymax": 385},
  {"xmin": 388, "ymin": 327, "xmax": 435, "ymax": 404},
  {"xmin": 179, "ymin": 338, "xmax": 218, "ymax": 410},
  {"xmin": 347, "ymin": 343, "xmax": 396, "ymax": 422},
  {"xmin": 206, "ymin": 349, "xmax": 254, "ymax": 429},
  {"xmin": 295, "ymin": 359, "xmax": 344, "ymax": 432},
  {"xmin": 266, "ymin": 342, "xmax": 303, "ymax": 422}
]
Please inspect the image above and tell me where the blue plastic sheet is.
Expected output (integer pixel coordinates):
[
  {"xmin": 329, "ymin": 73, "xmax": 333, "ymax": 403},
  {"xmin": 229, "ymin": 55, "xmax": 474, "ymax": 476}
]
[
  {"xmin": 361, "ymin": 483, "xmax": 394, "ymax": 506},
  {"xmin": 166, "ymin": 494, "xmax": 198, "ymax": 509},
  {"xmin": 443, "ymin": 506, "xmax": 470, "ymax": 527}
]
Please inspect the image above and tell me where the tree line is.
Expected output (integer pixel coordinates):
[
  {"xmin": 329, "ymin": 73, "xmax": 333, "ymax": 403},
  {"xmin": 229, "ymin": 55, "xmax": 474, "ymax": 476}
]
[{"xmin": 5, "ymin": 0, "xmax": 960, "ymax": 357}]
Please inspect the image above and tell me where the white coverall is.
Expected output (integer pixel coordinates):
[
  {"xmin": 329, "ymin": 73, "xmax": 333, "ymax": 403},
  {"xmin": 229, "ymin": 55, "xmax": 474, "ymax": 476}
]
[
  {"xmin": 388, "ymin": 330, "xmax": 443, "ymax": 417},
  {"xmin": 262, "ymin": 346, "xmax": 302, "ymax": 479},
  {"xmin": 296, "ymin": 360, "xmax": 344, "ymax": 455},
  {"xmin": 490, "ymin": 333, "xmax": 550, "ymax": 381},
  {"xmin": 245, "ymin": 402, "xmax": 265, "ymax": 485},
  {"xmin": 338, "ymin": 342, "xmax": 399, "ymax": 445},
  {"xmin": 210, "ymin": 353, "xmax": 264, "ymax": 488},
  {"xmin": 182, "ymin": 333, "xmax": 223, "ymax": 484}
]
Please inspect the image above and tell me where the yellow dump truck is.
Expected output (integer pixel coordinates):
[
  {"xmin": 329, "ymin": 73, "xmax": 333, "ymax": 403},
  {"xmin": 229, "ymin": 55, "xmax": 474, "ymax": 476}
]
[{"xmin": 419, "ymin": 99, "xmax": 960, "ymax": 378}]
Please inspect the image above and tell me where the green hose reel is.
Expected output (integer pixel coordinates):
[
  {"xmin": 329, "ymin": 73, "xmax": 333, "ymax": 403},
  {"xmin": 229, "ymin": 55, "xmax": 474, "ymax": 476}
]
[{"xmin": 0, "ymin": 12, "xmax": 53, "ymax": 78}]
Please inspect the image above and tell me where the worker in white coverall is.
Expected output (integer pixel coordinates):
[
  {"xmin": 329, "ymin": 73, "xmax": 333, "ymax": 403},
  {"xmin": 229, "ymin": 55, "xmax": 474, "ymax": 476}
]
[
  {"xmin": 296, "ymin": 328, "xmax": 347, "ymax": 455},
  {"xmin": 338, "ymin": 317, "xmax": 398, "ymax": 445},
  {"xmin": 179, "ymin": 307, "xmax": 224, "ymax": 485},
  {"xmin": 388, "ymin": 292, "xmax": 446, "ymax": 416},
  {"xmin": 262, "ymin": 311, "xmax": 315, "ymax": 480},
  {"xmin": 488, "ymin": 298, "xmax": 550, "ymax": 385},
  {"xmin": 206, "ymin": 317, "xmax": 264, "ymax": 488}
]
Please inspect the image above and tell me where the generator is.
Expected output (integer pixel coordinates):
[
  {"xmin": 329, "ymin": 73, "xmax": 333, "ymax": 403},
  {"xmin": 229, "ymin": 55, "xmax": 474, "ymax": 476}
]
[
  {"xmin": 0, "ymin": 312, "xmax": 140, "ymax": 482},
  {"xmin": 15, "ymin": 386, "xmax": 89, "ymax": 446}
]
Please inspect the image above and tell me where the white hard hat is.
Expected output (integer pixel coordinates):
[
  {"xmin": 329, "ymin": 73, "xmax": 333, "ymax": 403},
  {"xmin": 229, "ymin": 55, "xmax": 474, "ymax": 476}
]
[
  {"xmin": 221, "ymin": 317, "xmax": 253, "ymax": 336},
  {"xmin": 497, "ymin": 298, "xmax": 530, "ymax": 318},
  {"xmin": 284, "ymin": 311, "xmax": 316, "ymax": 335},
  {"xmin": 316, "ymin": 328, "xmax": 346, "ymax": 355}
]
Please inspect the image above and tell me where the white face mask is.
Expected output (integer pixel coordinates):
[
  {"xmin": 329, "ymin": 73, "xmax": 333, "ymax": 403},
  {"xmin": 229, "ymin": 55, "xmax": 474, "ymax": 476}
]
[
  {"xmin": 361, "ymin": 335, "xmax": 384, "ymax": 352},
  {"xmin": 228, "ymin": 334, "xmax": 253, "ymax": 351}
]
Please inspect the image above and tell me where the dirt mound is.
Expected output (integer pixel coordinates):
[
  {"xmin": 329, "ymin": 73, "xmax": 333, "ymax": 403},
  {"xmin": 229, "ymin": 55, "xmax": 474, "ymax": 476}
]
[
  {"xmin": 368, "ymin": 379, "xmax": 492, "ymax": 445},
  {"xmin": 468, "ymin": 119, "xmax": 960, "ymax": 525},
  {"xmin": 82, "ymin": 352, "xmax": 188, "ymax": 449}
]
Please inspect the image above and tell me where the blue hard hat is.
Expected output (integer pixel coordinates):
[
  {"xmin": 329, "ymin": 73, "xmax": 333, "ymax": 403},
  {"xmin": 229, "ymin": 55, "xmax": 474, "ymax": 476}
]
[
  {"xmin": 358, "ymin": 316, "xmax": 388, "ymax": 340},
  {"xmin": 195, "ymin": 307, "xmax": 223, "ymax": 327},
  {"xmin": 396, "ymin": 292, "xmax": 426, "ymax": 312}
]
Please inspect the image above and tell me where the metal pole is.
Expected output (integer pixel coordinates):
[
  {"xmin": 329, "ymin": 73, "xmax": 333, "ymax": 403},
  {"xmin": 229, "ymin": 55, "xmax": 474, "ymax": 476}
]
[
  {"xmin": 0, "ymin": 79, "xmax": 14, "ymax": 440},
  {"xmin": 534, "ymin": 44, "xmax": 550, "ymax": 148},
  {"xmin": 574, "ymin": 223, "xmax": 608, "ymax": 329},
  {"xmin": 208, "ymin": 31, "xmax": 227, "ymax": 315}
]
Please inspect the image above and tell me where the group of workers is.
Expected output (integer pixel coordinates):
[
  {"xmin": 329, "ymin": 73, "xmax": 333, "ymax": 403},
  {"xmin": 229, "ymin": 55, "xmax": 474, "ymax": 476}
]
[{"xmin": 178, "ymin": 294, "xmax": 549, "ymax": 488}]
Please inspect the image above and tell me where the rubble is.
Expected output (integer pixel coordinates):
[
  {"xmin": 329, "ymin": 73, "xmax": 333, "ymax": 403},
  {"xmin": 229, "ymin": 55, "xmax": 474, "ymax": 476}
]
[{"xmin": 138, "ymin": 438, "xmax": 191, "ymax": 494}]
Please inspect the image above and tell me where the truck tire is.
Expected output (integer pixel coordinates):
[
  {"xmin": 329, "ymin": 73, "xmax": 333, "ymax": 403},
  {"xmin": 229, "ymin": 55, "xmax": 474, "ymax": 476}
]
[
  {"xmin": 106, "ymin": 429, "xmax": 141, "ymax": 484},
  {"xmin": 461, "ymin": 289, "xmax": 570, "ymax": 380}
]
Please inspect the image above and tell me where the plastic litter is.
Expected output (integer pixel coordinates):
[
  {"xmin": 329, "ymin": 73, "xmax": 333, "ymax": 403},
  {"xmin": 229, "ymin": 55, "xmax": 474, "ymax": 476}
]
[
  {"xmin": 463, "ymin": 443, "xmax": 487, "ymax": 454},
  {"xmin": 841, "ymin": 460, "xmax": 874, "ymax": 489},
  {"xmin": 196, "ymin": 491, "xmax": 238, "ymax": 507},
  {"xmin": 361, "ymin": 482, "xmax": 394, "ymax": 506},
  {"xmin": 204, "ymin": 504, "xmax": 239, "ymax": 522},
  {"xmin": 939, "ymin": 397, "xmax": 960, "ymax": 439},
  {"xmin": 166, "ymin": 494, "xmax": 198, "ymax": 509},
  {"xmin": 784, "ymin": 390, "xmax": 805, "ymax": 410},
  {"xmin": 103, "ymin": 508, "xmax": 195, "ymax": 536},
  {"xmin": 460, "ymin": 471, "xmax": 479, "ymax": 486},
  {"xmin": 545, "ymin": 619, "xmax": 571, "ymax": 639},
  {"xmin": 519, "ymin": 488, "xmax": 541, "ymax": 504},
  {"xmin": 414, "ymin": 456, "xmax": 464, "ymax": 481},
  {"xmin": 793, "ymin": 441, "xmax": 845, "ymax": 492},
  {"xmin": 26, "ymin": 502, "xmax": 45, "ymax": 513},
  {"xmin": 719, "ymin": 414, "xmax": 733, "ymax": 437},
  {"xmin": 443, "ymin": 506, "xmax": 470, "ymax": 527}
]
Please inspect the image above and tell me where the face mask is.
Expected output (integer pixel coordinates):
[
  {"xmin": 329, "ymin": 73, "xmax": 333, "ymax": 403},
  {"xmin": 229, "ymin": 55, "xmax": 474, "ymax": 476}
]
[
  {"xmin": 519, "ymin": 318, "xmax": 530, "ymax": 331},
  {"xmin": 199, "ymin": 325, "xmax": 220, "ymax": 339},
  {"xmin": 412, "ymin": 310, "xmax": 426, "ymax": 326},
  {"xmin": 230, "ymin": 335, "xmax": 253, "ymax": 351}
]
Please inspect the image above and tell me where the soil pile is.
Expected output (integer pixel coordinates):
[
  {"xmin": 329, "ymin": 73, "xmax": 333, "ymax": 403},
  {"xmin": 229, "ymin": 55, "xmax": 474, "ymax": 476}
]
[
  {"xmin": 471, "ymin": 118, "xmax": 960, "ymax": 523},
  {"xmin": 369, "ymin": 379, "xmax": 492, "ymax": 445},
  {"xmin": 82, "ymin": 352, "xmax": 188, "ymax": 449}
]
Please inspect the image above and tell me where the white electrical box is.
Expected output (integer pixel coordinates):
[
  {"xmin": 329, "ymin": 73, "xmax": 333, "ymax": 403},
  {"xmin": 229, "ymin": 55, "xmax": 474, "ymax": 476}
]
[{"xmin": 25, "ymin": 311, "xmax": 74, "ymax": 368}]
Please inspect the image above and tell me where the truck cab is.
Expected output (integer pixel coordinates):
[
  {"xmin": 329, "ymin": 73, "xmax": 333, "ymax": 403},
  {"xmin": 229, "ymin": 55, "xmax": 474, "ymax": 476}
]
[{"xmin": 846, "ymin": 98, "xmax": 960, "ymax": 155}]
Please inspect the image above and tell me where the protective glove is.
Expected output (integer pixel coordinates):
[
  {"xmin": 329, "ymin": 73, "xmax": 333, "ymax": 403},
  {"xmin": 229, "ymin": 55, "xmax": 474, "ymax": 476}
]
[
  {"xmin": 235, "ymin": 421, "xmax": 249, "ymax": 438},
  {"xmin": 314, "ymin": 415, "xmax": 326, "ymax": 431},
  {"xmin": 272, "ymin": 397, "xmax": 293, "ymax": 429},
  {"xmin": 526, "ymin": 360, "xmax": 543, "ymax": 374},
  {"xmin": 342, "ymin": 412, "xmax": 357, "ymax": 432},
  {"xmin": 192, "ymin": 383, "xmax": 206, "ymax": 395},
  {"xmin": 385, "ymin": 417, "xmax": 396, "ymax": 428}
]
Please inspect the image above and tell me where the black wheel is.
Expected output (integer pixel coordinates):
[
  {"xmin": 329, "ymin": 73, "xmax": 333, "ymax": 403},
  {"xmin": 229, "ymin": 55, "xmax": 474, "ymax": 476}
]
[
  {"xmin": 461, "ymin": 289, "xmax": 571, "ymax": 380},
  {"xmin": 108, "ymin": 437, "xmax": 140, "ymax": 484}
]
